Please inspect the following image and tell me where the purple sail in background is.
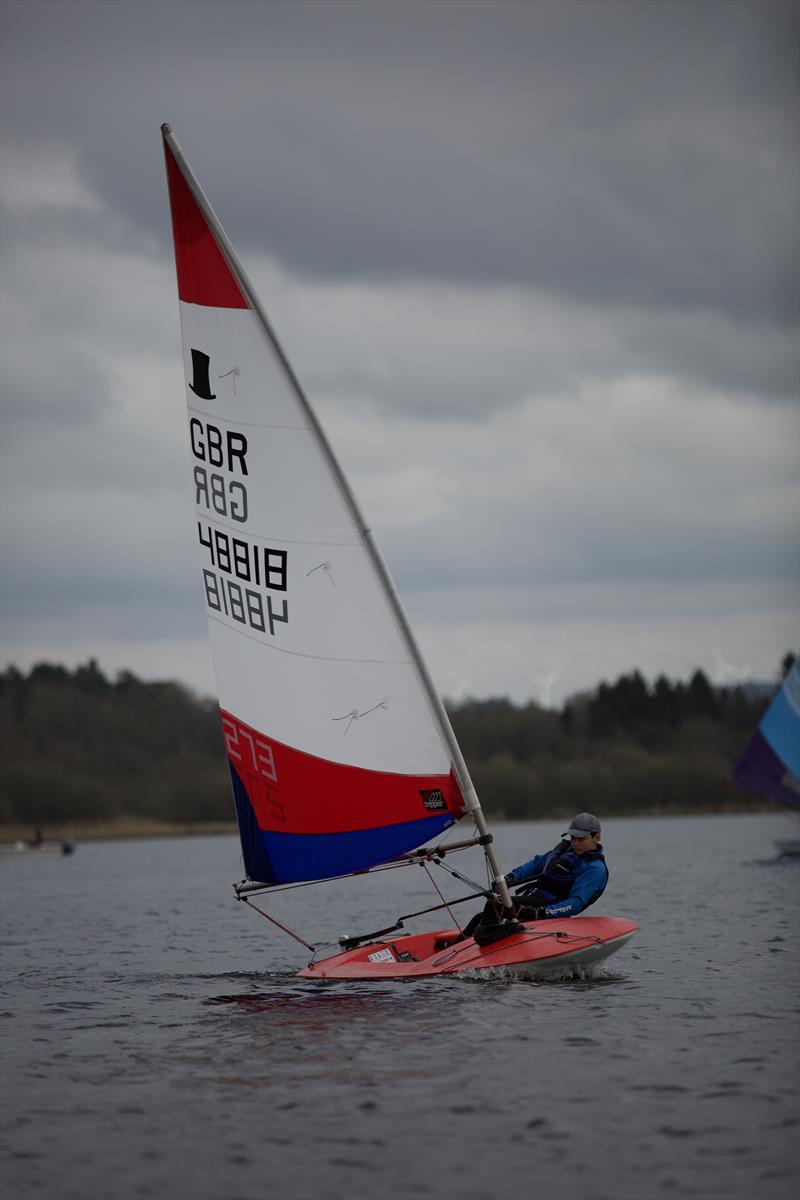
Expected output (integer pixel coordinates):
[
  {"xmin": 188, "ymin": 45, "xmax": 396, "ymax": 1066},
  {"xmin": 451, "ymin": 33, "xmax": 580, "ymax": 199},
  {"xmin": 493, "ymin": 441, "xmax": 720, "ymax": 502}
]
[
  {"xmin": 732, "ymin": 660, "xmax": 800, "ymax": 807},
  {"xmin": 732, "ymin": 729, "xmax": 800, "ymax": 806}
]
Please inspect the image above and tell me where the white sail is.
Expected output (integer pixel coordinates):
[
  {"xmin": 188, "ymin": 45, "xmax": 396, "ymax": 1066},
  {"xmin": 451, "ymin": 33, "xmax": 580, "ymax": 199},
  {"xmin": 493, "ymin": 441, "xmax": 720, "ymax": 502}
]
[{"xmin": 162, "ymin": 126, "xmax": 506, "ymax": 888}]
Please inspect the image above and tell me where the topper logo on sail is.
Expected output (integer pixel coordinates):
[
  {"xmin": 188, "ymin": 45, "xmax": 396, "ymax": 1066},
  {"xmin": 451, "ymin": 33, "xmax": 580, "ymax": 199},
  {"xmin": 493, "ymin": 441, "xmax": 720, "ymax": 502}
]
[{"xmin": 420, "ymin": 789, "xmax": 447, "ymax": 812}]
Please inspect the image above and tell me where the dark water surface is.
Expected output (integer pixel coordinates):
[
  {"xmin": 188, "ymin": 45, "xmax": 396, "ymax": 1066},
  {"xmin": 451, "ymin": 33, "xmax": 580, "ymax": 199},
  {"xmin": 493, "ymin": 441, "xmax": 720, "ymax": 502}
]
[{"xmin": 2, "ymin": 814, "xmax": 798, "ymax": 1200}]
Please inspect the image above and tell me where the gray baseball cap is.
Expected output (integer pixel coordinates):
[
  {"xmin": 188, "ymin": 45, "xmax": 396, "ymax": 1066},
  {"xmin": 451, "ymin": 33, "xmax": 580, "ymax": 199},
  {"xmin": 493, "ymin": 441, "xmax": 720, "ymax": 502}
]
[{"xmin": 563, "ymin": 812, "xmax": 601, "ymax": 838}]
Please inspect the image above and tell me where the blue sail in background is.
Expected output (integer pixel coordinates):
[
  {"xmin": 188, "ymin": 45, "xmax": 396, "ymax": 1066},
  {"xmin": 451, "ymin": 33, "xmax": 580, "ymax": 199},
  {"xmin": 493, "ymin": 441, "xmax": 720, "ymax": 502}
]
[{"xmin": 732, "ymin": 660, "xmax": 800, "ymax": 806}]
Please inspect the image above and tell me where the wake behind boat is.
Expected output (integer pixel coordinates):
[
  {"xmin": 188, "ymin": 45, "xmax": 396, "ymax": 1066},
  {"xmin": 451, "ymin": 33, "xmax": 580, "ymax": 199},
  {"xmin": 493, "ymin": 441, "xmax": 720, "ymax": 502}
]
[{"xmin": 161, "ymin": 124, "xmax": 637, "ymax": 979}]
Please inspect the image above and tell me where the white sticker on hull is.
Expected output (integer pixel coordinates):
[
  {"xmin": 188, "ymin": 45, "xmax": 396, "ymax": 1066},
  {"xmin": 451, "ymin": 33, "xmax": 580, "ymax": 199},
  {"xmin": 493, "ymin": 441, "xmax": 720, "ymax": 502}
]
[{"xmin": 367, "ymin": 948, "xmax": 396, "ymax": 964}]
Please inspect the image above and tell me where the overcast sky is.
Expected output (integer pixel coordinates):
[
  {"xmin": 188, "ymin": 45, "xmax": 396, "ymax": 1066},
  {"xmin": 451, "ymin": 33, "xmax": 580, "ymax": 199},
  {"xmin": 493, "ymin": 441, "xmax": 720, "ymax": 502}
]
[{"xmin": 1, "ymin": 0, "xmax": 797, "ymax": 706}]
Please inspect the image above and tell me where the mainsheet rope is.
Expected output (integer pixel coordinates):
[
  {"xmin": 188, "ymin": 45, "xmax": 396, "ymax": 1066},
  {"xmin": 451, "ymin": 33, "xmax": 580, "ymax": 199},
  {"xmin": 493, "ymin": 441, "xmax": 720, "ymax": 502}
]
[{"xmin": 239, "ymin": 896, "xmax": 317, "ymax": 953}]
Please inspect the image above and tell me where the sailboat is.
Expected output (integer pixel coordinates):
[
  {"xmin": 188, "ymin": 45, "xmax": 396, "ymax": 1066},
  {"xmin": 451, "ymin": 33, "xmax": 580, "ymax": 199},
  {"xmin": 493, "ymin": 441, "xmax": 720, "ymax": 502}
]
[
  {"xmin": 161, "ymin": 124, "xmax": 637, "ymax": 979},
  {"xmin": 0, "ymin": 837, "xmax": 75, "ymax": 859},
  {"xmin": 732, "ymin": 658, "xmax": 800, "ymax": 857}
]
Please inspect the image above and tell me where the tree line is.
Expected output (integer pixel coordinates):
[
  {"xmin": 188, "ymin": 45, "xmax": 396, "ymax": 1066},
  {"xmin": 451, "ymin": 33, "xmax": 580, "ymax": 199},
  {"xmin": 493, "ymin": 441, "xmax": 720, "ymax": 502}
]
[
  {"xmin": 0, "ymin": 655, "xmax": 793, "ymax": 831},
  {"xmin": 450, "ymin": 658, "xmax": 794, "ymax": 819}
]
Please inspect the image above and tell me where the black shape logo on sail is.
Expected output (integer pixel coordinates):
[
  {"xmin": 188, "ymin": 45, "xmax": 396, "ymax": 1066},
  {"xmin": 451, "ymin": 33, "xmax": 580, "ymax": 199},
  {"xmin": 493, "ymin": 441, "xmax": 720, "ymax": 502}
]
[
  {"xmin": 420, "ymin": 789, "xmax": 447, "ymax": 812},
  {"xmin": 189, "ymin": 349, "xmax": 217, "ymax": 400}
]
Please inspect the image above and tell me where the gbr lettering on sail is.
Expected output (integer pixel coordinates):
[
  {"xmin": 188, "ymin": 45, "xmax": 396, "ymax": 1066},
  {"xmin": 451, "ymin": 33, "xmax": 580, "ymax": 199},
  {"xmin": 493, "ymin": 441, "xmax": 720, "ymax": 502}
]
[{"xmin": 187, "ymin": 349, "xmax": 289, "ymax": 640}]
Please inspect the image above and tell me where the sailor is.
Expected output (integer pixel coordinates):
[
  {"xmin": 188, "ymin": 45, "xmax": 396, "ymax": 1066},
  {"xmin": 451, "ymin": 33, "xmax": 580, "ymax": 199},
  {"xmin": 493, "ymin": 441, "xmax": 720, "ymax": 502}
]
[
  {"xmin": 437, "ymin": 812, "xmax": 608, "ymax": 948},
  {"xmin": 503, "ymin": 811, "xmax": 608, "ymax": 921}
]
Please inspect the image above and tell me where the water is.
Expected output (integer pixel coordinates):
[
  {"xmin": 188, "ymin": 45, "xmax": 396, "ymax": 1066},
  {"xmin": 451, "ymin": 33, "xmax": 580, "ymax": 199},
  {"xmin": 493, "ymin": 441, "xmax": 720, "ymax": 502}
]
[{"xmin": 1, "ymin": 813, "xmax": 798, "ymax": 1200}]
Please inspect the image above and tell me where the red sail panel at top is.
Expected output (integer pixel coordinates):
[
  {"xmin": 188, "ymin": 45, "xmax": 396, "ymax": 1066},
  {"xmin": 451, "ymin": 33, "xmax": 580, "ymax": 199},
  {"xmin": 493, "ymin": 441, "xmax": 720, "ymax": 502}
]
[{"xmin": 163, "ymin": 138, "xmax": 248, "ymax": 309}]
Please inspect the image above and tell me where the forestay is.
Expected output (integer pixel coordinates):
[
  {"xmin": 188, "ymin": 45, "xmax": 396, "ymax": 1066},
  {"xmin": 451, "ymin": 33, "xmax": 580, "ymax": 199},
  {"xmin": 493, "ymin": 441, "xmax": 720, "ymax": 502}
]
[{"xmin": 163, "ymin": 127, "xmax": 473, "ymax": 886}]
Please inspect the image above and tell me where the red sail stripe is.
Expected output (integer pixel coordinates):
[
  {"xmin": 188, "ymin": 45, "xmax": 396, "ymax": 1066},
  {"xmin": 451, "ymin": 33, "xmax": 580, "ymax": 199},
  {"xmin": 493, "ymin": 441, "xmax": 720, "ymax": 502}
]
[
  {"xmin": 220, "ymin": 709, "xmax": 465, "ymax": 835},
  {"xmin": 163, "ymin": 140, "xmax": 248, "ymax": 309}
]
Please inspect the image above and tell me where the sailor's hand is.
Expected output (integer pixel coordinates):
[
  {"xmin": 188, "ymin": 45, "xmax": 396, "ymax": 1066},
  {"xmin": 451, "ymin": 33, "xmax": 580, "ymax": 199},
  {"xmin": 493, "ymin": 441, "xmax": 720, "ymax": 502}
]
[{"xmin": 503, "ymin": 872, "xmax": 517, "ymax": 887}]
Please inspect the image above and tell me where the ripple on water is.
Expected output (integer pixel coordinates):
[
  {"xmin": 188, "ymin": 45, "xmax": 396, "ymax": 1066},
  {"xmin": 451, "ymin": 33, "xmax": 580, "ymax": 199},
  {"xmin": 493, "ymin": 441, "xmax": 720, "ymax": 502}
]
[{"xmin": 2, "ymin": 815, "xmax": 798, "ymax": 1200}]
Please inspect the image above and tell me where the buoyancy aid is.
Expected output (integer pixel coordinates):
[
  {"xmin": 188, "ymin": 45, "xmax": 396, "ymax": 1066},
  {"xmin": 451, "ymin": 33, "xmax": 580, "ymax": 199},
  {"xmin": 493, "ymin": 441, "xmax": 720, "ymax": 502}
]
[{"xmin": 515, "ymin": 840, "xmax": 608, "ymax": 909}]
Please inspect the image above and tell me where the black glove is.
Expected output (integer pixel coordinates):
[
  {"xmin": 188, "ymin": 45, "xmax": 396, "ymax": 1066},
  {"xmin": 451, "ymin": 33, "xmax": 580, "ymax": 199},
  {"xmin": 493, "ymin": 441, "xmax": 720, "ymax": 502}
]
[{"xmin": 504, "ymin": 872, "xmax": 517, "ymax": 887}]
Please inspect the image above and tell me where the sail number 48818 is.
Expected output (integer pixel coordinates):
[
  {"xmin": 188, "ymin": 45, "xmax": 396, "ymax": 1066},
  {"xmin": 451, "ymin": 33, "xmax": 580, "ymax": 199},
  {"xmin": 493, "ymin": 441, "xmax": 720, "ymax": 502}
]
[
  {"xmin": 203, "ymin": 570, "xmax": 288, "ymax": 636},
  {"xmin": 198, "ymin": 520, "xmax": 289, "ymax": 638}
]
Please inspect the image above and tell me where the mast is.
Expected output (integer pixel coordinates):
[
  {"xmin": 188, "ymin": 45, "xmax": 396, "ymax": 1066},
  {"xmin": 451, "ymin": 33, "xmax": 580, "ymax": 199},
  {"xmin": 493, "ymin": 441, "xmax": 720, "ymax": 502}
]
[{"xmin": 161, "ymin": 124, "xmax": 511, "ymax": 908}]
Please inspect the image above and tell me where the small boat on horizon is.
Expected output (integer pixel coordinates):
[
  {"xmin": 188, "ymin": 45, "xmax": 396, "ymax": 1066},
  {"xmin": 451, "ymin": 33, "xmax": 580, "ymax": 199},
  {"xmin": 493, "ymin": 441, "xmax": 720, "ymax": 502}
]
[{"xmin": 0, "ymin": 835, "xmax": 76, "ymax": 858}]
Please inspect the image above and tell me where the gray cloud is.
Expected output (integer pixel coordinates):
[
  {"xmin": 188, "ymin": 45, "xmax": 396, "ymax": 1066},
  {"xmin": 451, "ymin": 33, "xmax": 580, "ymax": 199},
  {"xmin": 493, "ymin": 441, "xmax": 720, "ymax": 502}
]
[
  {"xmin": 1, "ymin": 0, "xmax": 797, "ymax": 702},
  {"xmin": 2, "ymin": 1, "xmax": 797, "ymax": 322}
]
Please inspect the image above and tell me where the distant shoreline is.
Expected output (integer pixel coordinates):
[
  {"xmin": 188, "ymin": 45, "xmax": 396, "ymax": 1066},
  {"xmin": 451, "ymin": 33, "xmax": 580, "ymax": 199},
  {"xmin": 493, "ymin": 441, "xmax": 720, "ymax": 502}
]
[
  {"xmin": 0, "ymin": 802, "xmax": 776, "ymax": 845},
  {"xmin": 0, "ymin": 818, "xmax": 239, "ymax": 844}
]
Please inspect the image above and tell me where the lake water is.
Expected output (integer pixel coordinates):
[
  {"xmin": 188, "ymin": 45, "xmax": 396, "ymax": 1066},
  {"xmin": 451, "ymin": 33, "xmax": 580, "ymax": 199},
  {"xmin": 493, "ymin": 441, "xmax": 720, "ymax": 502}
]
[{"xmin": 1, "ymin": 813, "xmax": 798, "ymax": 1200}]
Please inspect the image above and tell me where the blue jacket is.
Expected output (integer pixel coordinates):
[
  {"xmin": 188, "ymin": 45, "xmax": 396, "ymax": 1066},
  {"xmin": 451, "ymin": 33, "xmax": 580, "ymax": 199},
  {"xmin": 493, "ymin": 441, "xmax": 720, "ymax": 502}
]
[{"xmin": 509, "ymin": 843, "xmax": 608, "ymax": 918}]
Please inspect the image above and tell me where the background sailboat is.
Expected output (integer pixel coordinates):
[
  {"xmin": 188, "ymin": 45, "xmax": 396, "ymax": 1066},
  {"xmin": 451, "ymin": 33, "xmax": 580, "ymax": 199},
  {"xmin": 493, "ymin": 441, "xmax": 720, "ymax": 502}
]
[
  {"xmin": 162, "ymin": 124, "xmax": 636, "ymax": 977},
  {"xmin": 732, "ymin": 658, "xmax": 800, "ymax": 856}
]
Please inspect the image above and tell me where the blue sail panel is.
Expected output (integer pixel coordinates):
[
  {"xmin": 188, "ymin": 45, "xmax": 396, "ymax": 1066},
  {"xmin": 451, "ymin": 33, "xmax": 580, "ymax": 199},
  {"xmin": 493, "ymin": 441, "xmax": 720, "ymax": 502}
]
[
  {"xmin": 230, "ymin": 763, "xmax": 454, "ymax": 884},
  {"xmin": 732, "ymin": 660, "xmax": 800, "ymax": 806},
  {"xmin": 261, "ymin": 815, "xmax": 455, "ymax": 884},
  {"xmin": 759, "ymin": 661, "xmax": 800, "ymax": 780}
]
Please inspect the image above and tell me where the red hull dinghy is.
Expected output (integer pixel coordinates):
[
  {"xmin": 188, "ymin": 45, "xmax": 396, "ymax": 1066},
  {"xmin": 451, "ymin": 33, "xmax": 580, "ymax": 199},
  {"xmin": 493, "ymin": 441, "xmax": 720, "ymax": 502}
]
[
  {"xmin": 299, "ymin": 916, "xmax": 638, "ymax": 981},
  {"xmin": 162, "ymin": 126, "xmax": 637, "ymax": 978}
]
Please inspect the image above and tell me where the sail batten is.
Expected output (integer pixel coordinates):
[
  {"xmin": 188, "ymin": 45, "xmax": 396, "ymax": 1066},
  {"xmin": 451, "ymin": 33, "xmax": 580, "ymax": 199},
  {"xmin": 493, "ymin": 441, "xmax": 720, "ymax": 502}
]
[
  {"xmin": 163, "ymin": 124, "xmax": 501, "ymax": 887},
  {"xmin": 205, "ymin": 614, "xmax": 412, "ymax": 666}
]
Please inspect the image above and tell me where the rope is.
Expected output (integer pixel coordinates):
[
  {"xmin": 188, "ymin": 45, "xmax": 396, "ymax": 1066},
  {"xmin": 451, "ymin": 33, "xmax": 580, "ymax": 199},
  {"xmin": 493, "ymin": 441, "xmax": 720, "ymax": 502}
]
[
  {"xmin": 431, "ymin": 855, "xmax": 490, "ymax": 896},
  {"xmin": 422, "ymin": 862, "xmax": 461, "ymax": 933},
  {"xmin": 240, "ymin": 896, "xmax": 317, "ymax": 952},
  {"xmin": 237, "ymin": 839, "xmax": 493, "ymax": 951}
]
